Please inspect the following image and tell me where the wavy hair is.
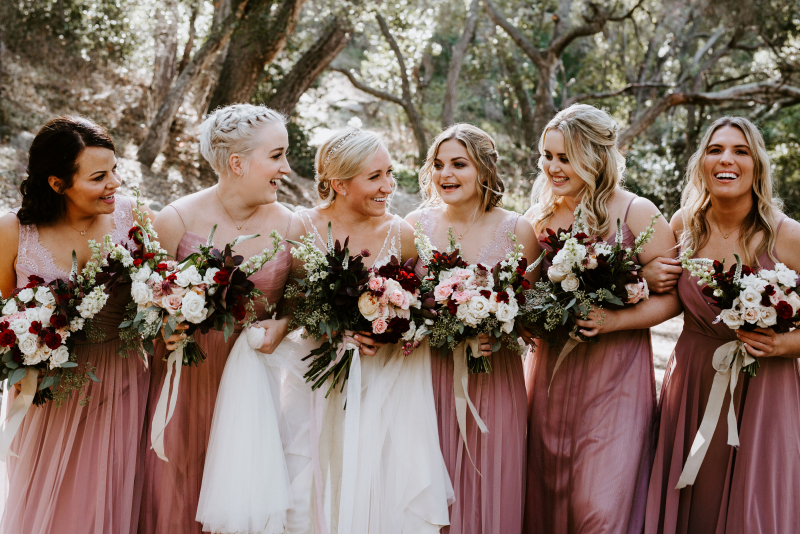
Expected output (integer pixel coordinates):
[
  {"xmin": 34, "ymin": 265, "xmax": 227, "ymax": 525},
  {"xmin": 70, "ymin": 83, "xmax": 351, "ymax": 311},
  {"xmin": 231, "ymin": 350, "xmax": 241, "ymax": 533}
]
[
  {"xmin": 419, "ymin": 123, "xmax": 504, "ymax": 212},
  {"xmin": 679, "ymin": 116, "xmax": 782, "ymax": 266},
  {"xmin": 529, "ymin": 104, "xmax": 625, "ymax": 236},
  {"xmin": 314, "ymin": 128, "xmax": 385, "ymax": 208},
  {"xmin": 17, "ymin": 116, "xmax": 116, "ymax": 226}
]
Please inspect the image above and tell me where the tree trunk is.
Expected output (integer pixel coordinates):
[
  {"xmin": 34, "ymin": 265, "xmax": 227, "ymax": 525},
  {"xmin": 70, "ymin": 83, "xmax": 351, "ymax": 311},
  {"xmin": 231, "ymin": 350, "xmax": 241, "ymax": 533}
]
[
  {"xmin": 207, "ymin": 0, "xmax": 306, "ymax": 110},
  {"xmin": 138, "ymin": 0, "xmax": 250, "ymax": 168},
  {"xmin": 267, "ymin": 17, "xmax": 351, "ymax": 114},
  {"xmin": 405, "ymin": 102, "xmax": 428, "ymax": 163},
  {"xmin": 531, "ymin": 59, "xmax": 558, "ymax": 154},
  {"xmin": 503, "ymin": 54, "xmax": 536, "ymax": 150},
  {"xmin": 177, "ymin": 0, "xmax": 201, "ymax": 74},
  {"xmin": 442, "ymin": 0, "xmax": 480, "ymax": 128},
  {"xmin": 150, "ymin": 0, "xmax": 180, "ymax": 105}
]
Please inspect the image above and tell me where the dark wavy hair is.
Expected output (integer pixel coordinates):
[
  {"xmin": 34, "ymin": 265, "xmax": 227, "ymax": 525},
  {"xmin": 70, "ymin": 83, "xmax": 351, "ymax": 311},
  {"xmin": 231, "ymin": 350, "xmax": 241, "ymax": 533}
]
[{"xmin": 17, "ymin": 116, "xmax": 116, "ymax": 225}]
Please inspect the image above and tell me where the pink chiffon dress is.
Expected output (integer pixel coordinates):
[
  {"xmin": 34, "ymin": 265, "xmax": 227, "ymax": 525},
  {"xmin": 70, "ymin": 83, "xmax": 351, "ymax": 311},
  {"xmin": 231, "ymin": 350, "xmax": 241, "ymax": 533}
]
[
  {"xmin": 138, "ymin": 206, "xmax": 293, "ymax": 534},
  {"xmin": 1, "ymin": 196, "xmax": 150, "ymax": 534},
  {"xmin": 644, "ymin": 223, "xmax": 800, "ymax": 534},
  {"xmin": 416, "ymin": 209, "xmax": 528, "ymax": 534},
  {"xmin": 524, "ymin": 201, "xmax": 657, "ymax": 534}
]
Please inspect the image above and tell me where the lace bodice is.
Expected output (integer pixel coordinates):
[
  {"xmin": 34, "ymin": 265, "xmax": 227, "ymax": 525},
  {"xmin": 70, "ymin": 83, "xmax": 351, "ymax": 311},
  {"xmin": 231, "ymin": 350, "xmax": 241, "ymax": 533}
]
[
  {"xmin": 298, "ymin": 209, "xmax": 401, "ymax": 268},
  {"xmin": 14, "ymin": 196, "xmax": 136, "ymax": 285},
  {"xmin": 418, "ymin": 208, "xmax": 520, "ymax": 265}
]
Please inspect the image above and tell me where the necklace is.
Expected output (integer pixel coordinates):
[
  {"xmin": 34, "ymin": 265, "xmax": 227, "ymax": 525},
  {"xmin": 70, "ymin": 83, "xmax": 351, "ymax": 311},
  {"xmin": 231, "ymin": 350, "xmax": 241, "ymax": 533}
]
[
  {"xmin": 711, "ymin": 214, "xmax": 741, "ymax": 240},
  {"xmin": 444, "ymin": 206, "xmax": 483, "ymax": 240},
  {"xmin": 216, "ymin": 188, "xmax": 257, "ymax": 230},
  {"xmin": 65, "ymin": 217, "xmax": 97, "ymax": 236}
]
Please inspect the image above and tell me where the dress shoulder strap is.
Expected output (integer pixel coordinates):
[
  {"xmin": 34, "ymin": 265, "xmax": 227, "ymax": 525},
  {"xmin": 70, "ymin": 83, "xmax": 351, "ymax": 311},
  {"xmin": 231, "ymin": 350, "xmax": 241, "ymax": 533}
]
[
  {"xmin": 623, "ymin": 197, "xmax": 637, "ymax": 224},
  {"xmin": 165, "ymin": 204, "xmax": 188, "ymax": 231}
]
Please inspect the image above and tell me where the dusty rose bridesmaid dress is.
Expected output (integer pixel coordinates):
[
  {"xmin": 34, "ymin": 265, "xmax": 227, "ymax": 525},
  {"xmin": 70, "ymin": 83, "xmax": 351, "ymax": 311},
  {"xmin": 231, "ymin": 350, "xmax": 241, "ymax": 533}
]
[
  {"xmin": 416, "ymin": 209, "xmax": 528, "ymax": 534},
  {"xmin": 1, "ymin": 196, "xmax": 150, "ymax": 534},
  {"xmin": 524, "ymin": 201, "xmax": 657, "ymax": 534},
  {"xmin": 644, "ymin": 224, "xmax": 800, "ymax": 534},
  {"xmin": 138, "ymin": 206, "xmax": 292, "ymax": 534}
]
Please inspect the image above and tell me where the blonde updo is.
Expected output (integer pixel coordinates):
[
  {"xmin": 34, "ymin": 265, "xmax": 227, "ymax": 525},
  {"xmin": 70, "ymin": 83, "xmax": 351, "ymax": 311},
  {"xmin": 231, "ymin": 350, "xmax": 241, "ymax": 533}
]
[
  {"xmin": 315, "ymin": 128, "xmax": 385, "ymax": 207},
  {"xmin": 199, "ymin": 103, "xmax": 286, "ymax": 177},
  {"xmin": 529, "ymin": 104, "xmax": 625, "ymax": 236},
  {"xmin": 419, "ymin": 123, "xmax": 504, "ymax": 212}
]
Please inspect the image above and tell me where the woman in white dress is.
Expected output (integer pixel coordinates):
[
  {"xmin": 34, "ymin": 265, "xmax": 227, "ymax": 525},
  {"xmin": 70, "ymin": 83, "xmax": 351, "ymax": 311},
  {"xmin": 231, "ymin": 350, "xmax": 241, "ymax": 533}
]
[{"xmin": 298, "ymin": 128, "xmax": 453, "ymax": 534}]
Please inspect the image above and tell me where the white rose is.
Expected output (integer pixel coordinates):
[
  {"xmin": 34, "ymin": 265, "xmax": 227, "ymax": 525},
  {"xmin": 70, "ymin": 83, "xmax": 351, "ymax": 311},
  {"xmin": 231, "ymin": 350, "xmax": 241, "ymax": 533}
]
[
  {"xmin": 776, "ymin": 268, "xmax": 797, "ymax": 287},
  {"xmin": 149, "ymin": 272, "xmax": 164, "ymax": 285},
  {"xmin": 17, "ymin": 288, "xmax": 34, "ymax": 303},
  {"xmin": 547, "ymin": 261, "xmax": 571, "ymax": 283},
  {"xmin": 131, "ymin": 264, "xmax": 152, "ymax": 283},
  {"xmin": 17, "ymin": 333, "xmax": 40, "ymax": 356},
  {"xmin": 742, "ymin": 307, "xmax": 761, "ymax": 324},
  {"xmin": 38, "ymin": 305, "xmax": 54, "ymax": 325},
  {"xmin": 176, "ymin": 265, "xmax": 203, "ymax": 288},
  {"xmin": 739, "ymin": 287, "xmax": 762, "ymax": 308},
  {"xmin": 414, "ymin": 326, "xmax": 428, "ymax": 342},
  {"xmin": 740, "ymin": 274, "xmax": 767, "ymax": 292},
  {"xmin": 719, "ymin": 309, "xmax": 744, "ymax": 329},
  {"xmin": 457, "ymin": 296, "xmax": 491, "ymax": 327},
  {"xmin": 786, "ymin": 292, "xmax": 800, "ymax": 314},
  {"xmin": 561, "ymin": 273, "xmax": 580, "ymax": 292},
  {"xmin": 24, "ymin": 346, "xmax": 48, "ymax": 366},
  {"xmin": 759, "ymin": 269, "xmax": 779, "ymax": 284},
  {"xmin": 49, "ymin": 345, "xmax": 70, "ymax": 368},
  {"xmin": 34, "ymin": 287, "xmax": 55, "ymax": 306},
  {"xmin": 401, "ymin": 322, "xmax": 416, "ymax": 341},
  {"xmin": 501, "ymin": 320, "xmax": 514, "ymax": 334},
  {"xmin": 585, "ymin": 256, "xmax": 598, "ymax": 270},
  {"xmin": 181, "ymin": 291, "xmax": 208, "ymax": 324},
  {"xmin": 25, "ymin": 308, "xmax": 39, "ymax": 321},
  {"xmin": 2, "ymin": 299, "xmax": 18, "ymax": 315},
  {"xmin": 758, "ymin": 306, "xmax": 778, "ymax": 327},
  {"xmin": 395, "ymin": 307, "xmax": 411, "ymax": 320},
  {"xmin": 495, "ymin": 302, "xmax": 516, "ymax": 324},
  {"xmin": 131, "ymin": 282, "xmax": 153, "ymax": 306},
  {"xmin": 358, "ymin": 292, "xmax": 381, "ymax": 321},
  {"xmin": 203, "ymin": 268, "xmax": 220, "ymax": 286},
  {"xmin": 10, "ymin": 318, "xmax": 30, "ymax": 336}
]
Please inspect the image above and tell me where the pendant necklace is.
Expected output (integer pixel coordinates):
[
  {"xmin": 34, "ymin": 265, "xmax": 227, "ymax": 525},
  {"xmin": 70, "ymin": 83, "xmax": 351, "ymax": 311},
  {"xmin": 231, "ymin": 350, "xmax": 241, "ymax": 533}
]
[{"xmin": 217, "ymin": 188, "xmax": 257, "ymax": 230}]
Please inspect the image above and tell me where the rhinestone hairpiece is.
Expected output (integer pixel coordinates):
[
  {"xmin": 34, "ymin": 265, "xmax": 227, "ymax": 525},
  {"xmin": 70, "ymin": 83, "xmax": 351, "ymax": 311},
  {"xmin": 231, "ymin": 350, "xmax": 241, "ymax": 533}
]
[{"xmin": 324, "ymin": 130, "xmax": 359, "ymax": 166}]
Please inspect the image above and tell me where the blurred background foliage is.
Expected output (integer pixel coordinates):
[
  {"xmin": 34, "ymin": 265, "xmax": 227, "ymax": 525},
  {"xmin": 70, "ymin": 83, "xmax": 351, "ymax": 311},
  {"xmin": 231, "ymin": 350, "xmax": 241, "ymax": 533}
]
[{"xmin": 3, "ymin": 0, "xmax": 800, "ymax": 218}]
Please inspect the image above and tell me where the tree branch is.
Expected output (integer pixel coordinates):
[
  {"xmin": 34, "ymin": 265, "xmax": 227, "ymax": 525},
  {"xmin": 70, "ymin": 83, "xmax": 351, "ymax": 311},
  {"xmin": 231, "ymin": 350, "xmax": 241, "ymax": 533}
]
[
  {"xmin": 376, "ymin": 13, "xmax": 413, "ymax": 103},
  {"xmin": 566, "ymin": 82, "xmax": 672, "ymax": 107},
  {"xmin": 332, "ymin": 68, "xmax": 405, "ymax": 106},
  {"xmin": 482, "ymin": 0, "xmax": 545, "ymax": 68}
]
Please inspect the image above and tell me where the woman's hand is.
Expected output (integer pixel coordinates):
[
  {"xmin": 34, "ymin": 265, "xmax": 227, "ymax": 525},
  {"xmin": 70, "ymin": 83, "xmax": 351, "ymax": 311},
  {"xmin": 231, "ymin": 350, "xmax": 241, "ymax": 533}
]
[
  {"xmin": 354, "ymin": 332, "xmax": 386, "ymax": 357},
  {"xmin": 161, "ymin": 318, "xmax": 189, "ymax": 351},
  {"xmin": 574, "ymin": 306, "xmax": 620, "ymax": 337},
  {"xmin": 252, "ymin": 317, "xmax": 290, "ymax": 354},
  {"xmin": 477, "ymin": 333, "xmax": 493, "ymax": 356},
  {"xmin": 737, "ymin": 327, "xmax": 786, "ymax": 358},
  {"xmin": 517, "ymin": 324, "xmax": 536, "ymax": 346},
  {"xmin": 641, "ymin": 257, "xmax": 682, "ymax": 294}
]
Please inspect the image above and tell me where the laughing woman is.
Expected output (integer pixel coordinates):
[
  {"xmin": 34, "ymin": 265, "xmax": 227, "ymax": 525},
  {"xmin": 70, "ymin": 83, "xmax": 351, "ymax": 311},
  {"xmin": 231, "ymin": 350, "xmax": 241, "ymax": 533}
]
[
  {"xmin": 0, "ymin": 116, "xmax": 151, "ymax": 534},
  {"xmin": 644, "ymin": 117, "xmax": 800, "ymax": 534},
  {"xmin": 523, "ymin": 104, "xmax": 680, "ymax": 534},
  {"xmin": 406, "ymin": 124, "xmax": 540, "ymax": 534}
]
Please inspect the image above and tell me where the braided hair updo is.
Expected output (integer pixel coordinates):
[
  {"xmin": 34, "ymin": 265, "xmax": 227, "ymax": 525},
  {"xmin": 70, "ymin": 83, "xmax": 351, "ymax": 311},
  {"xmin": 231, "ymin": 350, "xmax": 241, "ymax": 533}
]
[
  {"xmin": 199, "ymin": 104, "xmax": 287, "ymax": 177},
  {"xmin": 314, "ymin": 128, "xmax": 385, "ymax": 207},
  {"xmin": 17, "ymin": 116, "xmax": 116, "ymax": 225}
]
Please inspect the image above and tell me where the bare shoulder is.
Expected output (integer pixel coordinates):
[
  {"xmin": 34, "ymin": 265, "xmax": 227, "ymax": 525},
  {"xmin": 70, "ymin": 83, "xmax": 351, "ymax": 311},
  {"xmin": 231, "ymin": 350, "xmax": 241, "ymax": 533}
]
[
  {"xmin": 774, "ymin": 215, "xmax": 800, "ymax": 270},
  {"xmin": 167, "ymin": 188, "xmax": 214, "ymax": 228},
  {"xmin": 0, "ymin": 212, "xmax": 20, "ymax": 251},
  {"xmin": 284, "ymin": 210, "xmax": 307, "ymax": 242},
  {"xmin": 513, "ymin": 212, "xmax": 537, "ymax": 240},
  {"xmin": 396, "ymin": 216, "xmax": 418, "ymax": 261},
  {"xmin": 625, "ymin": 195, "xmax": 664, "ymax": 234},
  {"xmin": 669, "ymin": 208, "xmax": 686, "ymax": 235},
  {"xmin": 404, "ymin": 208, "xmax": 424, "ymax": 227}
]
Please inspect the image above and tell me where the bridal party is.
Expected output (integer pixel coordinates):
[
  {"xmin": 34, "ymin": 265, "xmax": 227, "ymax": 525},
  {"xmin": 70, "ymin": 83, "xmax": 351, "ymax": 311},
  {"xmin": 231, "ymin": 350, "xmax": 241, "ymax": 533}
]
[{"xmin": 0, "ymin": 102, "xmax": 798, "ymax": 534}]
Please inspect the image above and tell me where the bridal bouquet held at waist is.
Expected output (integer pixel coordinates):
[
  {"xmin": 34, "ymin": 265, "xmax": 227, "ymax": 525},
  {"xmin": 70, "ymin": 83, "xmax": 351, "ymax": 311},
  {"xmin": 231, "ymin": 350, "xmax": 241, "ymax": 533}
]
[
  {"xmin": 676, "ymin": 250, "xmax": 800, "ymax": 488},
  {"xmin": 519, "ymin": 210, "xmax": 657, "ymax": 388}
]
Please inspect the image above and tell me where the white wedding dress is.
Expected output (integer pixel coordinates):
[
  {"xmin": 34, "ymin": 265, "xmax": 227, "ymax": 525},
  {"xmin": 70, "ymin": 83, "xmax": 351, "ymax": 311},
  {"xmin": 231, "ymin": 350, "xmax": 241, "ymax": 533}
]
[{"xmin": 298, "ymin": 211, "xmax": 454, "ymax": 534}]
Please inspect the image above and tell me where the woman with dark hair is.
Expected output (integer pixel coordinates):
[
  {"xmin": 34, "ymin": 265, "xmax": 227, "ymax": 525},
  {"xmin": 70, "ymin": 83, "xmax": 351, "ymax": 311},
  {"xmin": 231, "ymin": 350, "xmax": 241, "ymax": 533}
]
[{"xmin": 0, "ymin": 116, "xmax": 153, "ymax": 534}]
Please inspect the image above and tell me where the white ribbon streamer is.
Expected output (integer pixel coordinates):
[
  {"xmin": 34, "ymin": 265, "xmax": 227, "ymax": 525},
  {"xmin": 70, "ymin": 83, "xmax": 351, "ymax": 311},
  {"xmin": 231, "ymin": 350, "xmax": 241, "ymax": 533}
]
[
  {"xmin": 676, "ymin": 340, "xmax": 754, "ymax": 489},
  {"xmin": 150, "ymin": 343, "xmax": 185, "ymax": 462},
  {"xmin": 453, "ymin": 338, "xmax": 489, "ymax": 471},
  {"xmin": 336, "ymin": 333, "xmax": 361, "ymax": 534},
  {"xmin": 0, "ymin": 368, "xmax": 38, "ymax": 461}
]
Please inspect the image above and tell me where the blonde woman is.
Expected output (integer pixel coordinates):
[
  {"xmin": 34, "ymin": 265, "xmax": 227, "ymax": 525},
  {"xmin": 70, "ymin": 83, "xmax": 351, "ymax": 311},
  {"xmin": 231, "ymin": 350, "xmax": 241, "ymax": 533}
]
[
  {"xmin": 139, "ymin": 104, "xmax": 304, "ymax": 534},
  {"xmin": 522, "ymin": 104, "xmax": 680, "ymax": 533},
  {"xmin": 300, "ymin": 129, "xmax": 453, "ymax": 534},
  {"xmin": 406, "ymin": 124, "xmax": 540, "ymax": 534},
  {"xmin": 644, "ymin": 117, "xmax": 800, "ymax": 533}
]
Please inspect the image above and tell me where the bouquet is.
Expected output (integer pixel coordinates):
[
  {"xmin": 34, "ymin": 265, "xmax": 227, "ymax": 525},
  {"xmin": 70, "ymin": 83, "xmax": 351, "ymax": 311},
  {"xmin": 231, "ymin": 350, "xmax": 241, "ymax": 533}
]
[
  {"xmin": 680, "ymin": 250, "xmax": 800, "ymax": 377},
  {"xmin": 675, "ymin": 251, "xmax": 800, "ymax": 489},
  {"xmin": 287, "ymin": 223, "xmax": 370, "ymax": 396},
  {"xmin": 415, "ymin": 225, "xmax": 531, "ymax": 374},
  {"xmin": 519, "ymin": 211, "xmax": 656, "ymax": 386}
]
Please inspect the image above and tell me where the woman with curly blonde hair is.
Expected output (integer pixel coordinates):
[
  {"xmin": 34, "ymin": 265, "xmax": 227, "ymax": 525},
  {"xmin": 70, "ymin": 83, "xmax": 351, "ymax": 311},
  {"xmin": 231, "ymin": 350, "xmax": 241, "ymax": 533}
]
[
  {"xmin": 644, "ymin": 117, "xmax": 800, "ymax": 533},
  {"xmin": 523, "ymin": 104, "xmax": 680, "ymax": 533}
]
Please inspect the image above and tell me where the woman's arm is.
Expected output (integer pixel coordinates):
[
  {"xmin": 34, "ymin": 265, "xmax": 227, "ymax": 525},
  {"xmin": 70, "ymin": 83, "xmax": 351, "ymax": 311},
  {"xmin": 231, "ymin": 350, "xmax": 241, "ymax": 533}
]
[
  {"xmin": 152, "ymin": 205, "xmax": 187, "ymax": 260},
  {"xmin": 0, "ymin": 213, "xmax": 20, "ymax": 298}
]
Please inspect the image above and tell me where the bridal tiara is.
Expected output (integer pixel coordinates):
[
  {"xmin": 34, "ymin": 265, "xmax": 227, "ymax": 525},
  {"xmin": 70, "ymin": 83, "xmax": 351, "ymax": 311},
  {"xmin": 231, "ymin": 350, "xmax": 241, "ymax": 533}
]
[{"xmin": 324, "ymin": 130, "xmax": 360, "ymax": 166}]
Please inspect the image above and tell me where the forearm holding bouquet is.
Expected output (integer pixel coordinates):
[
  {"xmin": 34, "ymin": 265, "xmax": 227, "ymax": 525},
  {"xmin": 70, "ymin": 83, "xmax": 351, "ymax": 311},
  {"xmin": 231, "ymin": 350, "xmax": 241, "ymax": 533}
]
[
  {"xmin": 0, "ymin": 245, "xmax": 116, "ymax": 458},
  {"xmin": 519, "ymin": 210, "xmax": 657, "ymax": 391},
  {"xmin": 676, "ymin": 251, "xmax": 800, "ymax": 488},
  {"xmin": 414, "ymin": 225, "xmax": 533, "ymax": 458}
]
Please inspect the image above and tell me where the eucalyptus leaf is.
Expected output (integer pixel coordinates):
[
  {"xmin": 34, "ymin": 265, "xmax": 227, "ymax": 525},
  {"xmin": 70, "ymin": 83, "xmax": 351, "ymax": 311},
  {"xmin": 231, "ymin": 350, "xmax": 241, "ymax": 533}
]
[
  {"xmin": 87, "ymin": 370, "xmax": 100, "ymax": 382},
  {"xmin": 6, "ymin": 361, "xmax": 18, "ymax": 369},
  {"xmin": 60, "ymin": 362, "xmax": 79, "ymax": 368},
  {"xmin": 38, "ymin": 376, "xmax": 55, "ymax": 390},
  {"xmin": 8, "ymin": 367, "xmax": 26, "ymax": 386}
]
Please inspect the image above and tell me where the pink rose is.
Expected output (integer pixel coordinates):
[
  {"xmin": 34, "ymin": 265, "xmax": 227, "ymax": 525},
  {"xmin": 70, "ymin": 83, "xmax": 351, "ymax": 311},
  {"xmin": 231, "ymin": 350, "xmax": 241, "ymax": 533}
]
[
  {"xmin": 456, "ymin": 269, "xmax": 472, "ymax": 280},
  {"xmin": 434, "ymin": 284, "xmax": 453, "ymax": 302},
  {"xmin": 452, "ymin": 290, "xmax": 472, "ymax": 305},
  {"xmin": 368, "ymin": 277, "xmax": 384, "ymax": 291},
  {"xmin": 625, "ymin": 281, "xmax": 649, "ymax": 304},
  {"xmin": 388, "ymin": 289, "xmax": 409, "ymax": 309},
  {"xmin": 162, "ymin": 293, "xmax": 183, "ymax": 315},
  {"xmin": 372, "ymin": 317, "xmax": 388, "ymax": 334}
]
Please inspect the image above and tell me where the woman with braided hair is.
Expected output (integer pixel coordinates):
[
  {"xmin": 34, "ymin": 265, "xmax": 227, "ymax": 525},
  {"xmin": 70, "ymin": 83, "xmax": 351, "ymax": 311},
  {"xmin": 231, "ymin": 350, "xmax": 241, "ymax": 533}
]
[{"xmin": 139, "ymin": 104, "xmax": 307, "ymax": 534}]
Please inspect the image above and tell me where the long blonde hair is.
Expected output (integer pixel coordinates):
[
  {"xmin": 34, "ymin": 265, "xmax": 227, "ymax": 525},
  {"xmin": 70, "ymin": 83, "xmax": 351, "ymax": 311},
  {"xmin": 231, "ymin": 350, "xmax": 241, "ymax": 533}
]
[
  {"xmin": 419, "ymin": 124, "xmax": 504, "ymax": 212},
  {"xmin": 529, "ymin": 104, "xmax": 625, "ymax": 235},
  {"xmin": 314, "ymin": 128, "xmax": 384, "ymax": 208},
  {"xmin": 680, "ymin": 116, "xmax": 783, "ymax": 266}
]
